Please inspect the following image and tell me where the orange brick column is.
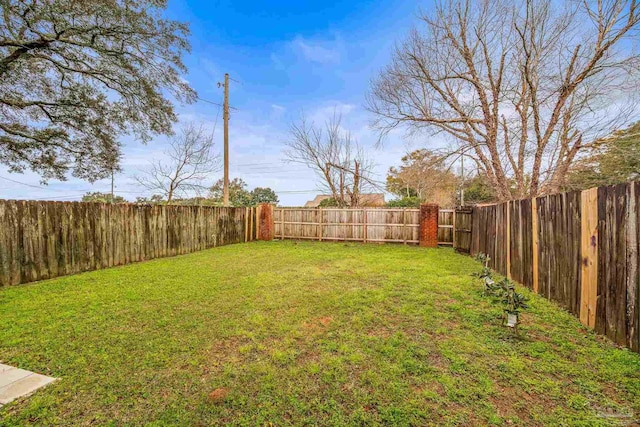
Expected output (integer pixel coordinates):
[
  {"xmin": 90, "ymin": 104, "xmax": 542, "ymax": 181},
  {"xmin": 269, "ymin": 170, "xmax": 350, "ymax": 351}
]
[
  {"xmin": 258, "ymin": 203, "xmax": 274, "ymax": 241},
  {"xmin": 419, "ymin": 203, "xmax": 439, "ymax": 247}
]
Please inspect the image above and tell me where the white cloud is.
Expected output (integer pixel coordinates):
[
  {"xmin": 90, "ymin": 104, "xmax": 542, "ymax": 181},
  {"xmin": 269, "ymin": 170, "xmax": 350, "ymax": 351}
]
[
  {"xmin": 308, "ymin": 102, "xmax": 357, "ymax": 125},
  {"xmin": 290, "ymin": 36, "xmax": 341, "ymax": 64}
]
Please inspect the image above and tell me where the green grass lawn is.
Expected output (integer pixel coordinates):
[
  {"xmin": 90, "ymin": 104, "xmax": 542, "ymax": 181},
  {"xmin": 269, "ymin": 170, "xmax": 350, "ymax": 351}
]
[{"xmin": 1, "ymin": 241, "xmax": 639, "ymax": 426}]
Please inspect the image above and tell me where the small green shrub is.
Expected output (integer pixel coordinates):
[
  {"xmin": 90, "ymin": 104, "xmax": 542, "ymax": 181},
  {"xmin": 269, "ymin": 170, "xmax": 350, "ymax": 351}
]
[{"xmin": 473, "ymin": 254, "xmax": 529, "ymax": 328}]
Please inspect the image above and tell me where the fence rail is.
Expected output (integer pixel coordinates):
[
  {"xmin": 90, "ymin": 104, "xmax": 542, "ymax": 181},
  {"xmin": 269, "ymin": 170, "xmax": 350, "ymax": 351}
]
[
  {"xmin": 0, "ymin": 200, "xmax": 259, "ymax": 287},
  {"xmin": 470, "ymin": 182, "xmax": 640, "ymax": 353},
  {"xmin": 274, "ymin": 207, "xmax": 454, "ymax": 245}
]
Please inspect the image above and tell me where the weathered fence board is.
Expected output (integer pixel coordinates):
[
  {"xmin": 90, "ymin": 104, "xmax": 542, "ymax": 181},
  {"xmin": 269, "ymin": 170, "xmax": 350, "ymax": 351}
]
[
  {"xmin": 0, "ymin": 200, "xmax": 257, "ymax": 287},
  {"xmin": 453, "ymin": 207, "xmax": 473, "ymax": 253},
  {"xmin": 470, "ymin": 182, "xmax": 640, "ymax": 353},
  {"xmin": 508, "ymin": 199, "xmax": 533, "ymax": 289}
]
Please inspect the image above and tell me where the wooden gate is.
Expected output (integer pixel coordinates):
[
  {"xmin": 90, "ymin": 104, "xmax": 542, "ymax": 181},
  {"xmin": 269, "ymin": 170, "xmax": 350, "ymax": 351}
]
[{"xmin": 453, "ymin": 207, "xmax": 473, "ymax": 253}]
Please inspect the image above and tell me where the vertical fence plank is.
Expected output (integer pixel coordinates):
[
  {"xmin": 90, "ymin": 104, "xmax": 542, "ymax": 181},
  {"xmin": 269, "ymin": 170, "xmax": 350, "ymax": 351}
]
[
  {"xmin": 506, "ymin": 202, "xmax": 511, "ymax": 279},
  {"xmin": 627, "ymin": 182, "xmax": 638, "ymax": 350},
  {"xmin": 614, "ymin": 184, "xmax": 629, "ymax": 346},
  {"xmin": 0, "ymin": 202, "xmax": 7, "ymax": 287},
  {"xmin": 581, "ymin": 188, "xmax": 599, "ymax": 328},
  {"xmin": 363, "ymin": 208, "xmax": 368, "ymax": 243},
  {"xmin": 634, "ymin": 183, "xmax": 640, "ymax": 352},
  {"xmin": 532, "ymin": 198, "xmax": 539, "ymax": 294}
]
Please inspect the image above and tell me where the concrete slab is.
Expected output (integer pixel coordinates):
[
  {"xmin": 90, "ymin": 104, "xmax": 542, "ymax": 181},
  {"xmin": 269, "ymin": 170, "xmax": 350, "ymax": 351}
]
[
  {"xmin": 0, "ymin": 364, "xmax": 57, "ymax": 407},
  {"xmin": 0, "ymin": 367, "xmax": 32, "ymax": 388},
  {"xmin": 0, "ymin": 363, "xmax": 15, "ymax": 373}
]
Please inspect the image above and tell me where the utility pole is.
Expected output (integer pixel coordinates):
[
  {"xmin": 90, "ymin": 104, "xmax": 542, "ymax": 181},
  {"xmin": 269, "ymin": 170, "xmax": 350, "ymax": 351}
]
[
  {"xmin": 460, "ymin": 154, "xmax": 465, "ymax": 207},
  {"xmin": 222, "ymin": 73, "xmax": 230, "ymax": 207}
]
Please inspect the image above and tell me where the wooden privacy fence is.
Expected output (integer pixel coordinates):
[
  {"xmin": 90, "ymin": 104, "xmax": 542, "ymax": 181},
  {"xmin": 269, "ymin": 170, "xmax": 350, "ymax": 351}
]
[
  {"xmin": 470, "ymin": 182, "xmax": 640, "ymax": 353},
  {"xmin": 0, "ymin": 200, "xmax": 261, "ymax": 287},
  {"xmin": 273, "ymin": 207, "xmax": 454, "ymax": 245}
]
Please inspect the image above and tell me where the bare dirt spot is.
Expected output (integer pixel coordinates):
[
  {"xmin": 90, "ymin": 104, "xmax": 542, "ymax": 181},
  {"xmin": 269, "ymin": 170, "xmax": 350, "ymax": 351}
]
[
  {"xmin": 318, "ymin": 316, "xmax": 333, "ymax": 326},
  {"xmin": 427, "ymin": 352, "xmax": 450, "ymax": 369},
  {"xmin": 486, "ymin": 384, "xmax": 556, "ymax": 426},
  {"xmin": 208, "ymin": 387, "xmax": 229, "ymax": 403},
  {"xmin": 367, "ymin": 327, "xmax": 393, "ymax": 338},
  {"xmin": 302, "ymin": 316, "xmax": 334, "ymax": 333}
]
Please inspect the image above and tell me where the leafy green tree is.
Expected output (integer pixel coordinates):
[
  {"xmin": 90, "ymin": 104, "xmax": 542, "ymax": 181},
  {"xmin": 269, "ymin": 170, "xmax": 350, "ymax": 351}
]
[
  {"xmin": 81, "ymin": 191, "xmax": 126, "ymax": 204},
  {"xmin": 209, "ymin": 178, "xmax": 252, "ymax": 206},
  {"xmin": 134, "ymin": 195, "xmax": 165, "ymax": 205},
  {"xmin": 209, "ymin": 178, "xmax": 278, "ymax": 206},
  {"xmin": 565, "ymin": 123, "xmax": 640, "ymax": 191},
  {"xmin": 318, "ymin": 197, "xmax": 339, "ymax": 207},
  {"xmin": 250, "ymin": 187, "xmax": 278, "ymax": 205},
  {"xmin": 172, "ymin": 197, "xmax": 217, "ymax": 206},
  {"xmin": 386, "ymin": 196, "xmax": 421, "ymax": 208},
  {"xmin": 462, "ymin": 175, "xmax": 496, "ymax": 205},
  {"xmin": 0, "ymin": 0, "xmax": 195, "ymax": 182}
]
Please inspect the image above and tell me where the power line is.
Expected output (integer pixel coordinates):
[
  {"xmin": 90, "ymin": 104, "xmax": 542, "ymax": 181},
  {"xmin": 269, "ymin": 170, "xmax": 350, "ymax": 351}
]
[
  {"xmin": 196, "ymin": 96, "xmax": 238, "ymax": 111},
  {"xmin": 233, "ymin": 162, "xmax": 289, "ymax": 167},
  {"xmin": 0, "ymin": 176, "xmax": 50, "ymax": 189},
  {"xmin": 274, "ymin": 190, "xmax": 318, "ymax": 194},
  {"xmin": 211, "ymin": 102, "xmax": 222, "ymax": 137},
  {"xmin": 235, "ymin": 168, "xmax": 309, "ymax": 172}
]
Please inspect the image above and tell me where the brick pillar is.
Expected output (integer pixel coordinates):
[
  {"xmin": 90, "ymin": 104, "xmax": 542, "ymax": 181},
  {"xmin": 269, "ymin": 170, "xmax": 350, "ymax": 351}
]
[
  {"xmin": 419, "ymin": 204, "xmax": 439, "ymax": 247},
  {"xmin": 258, "ymin": 203, "xmax": 274, "ymax": 241}
]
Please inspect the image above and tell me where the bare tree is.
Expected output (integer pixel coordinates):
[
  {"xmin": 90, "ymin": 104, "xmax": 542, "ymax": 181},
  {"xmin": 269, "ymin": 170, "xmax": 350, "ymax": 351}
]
[
  {"xmin": 136, "ymin": 123, "xmax": 219, "ymax": 205},
  {"xmin": 286, "ymin": 113, "xmax": 376, "ymax": 207},
  {"xmin": 368, "ymin": 0, "xmax": 640, "ymax": 200}
]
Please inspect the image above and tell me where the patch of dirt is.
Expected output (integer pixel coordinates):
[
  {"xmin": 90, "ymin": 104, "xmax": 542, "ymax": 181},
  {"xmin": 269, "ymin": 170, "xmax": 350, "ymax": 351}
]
[
  {"xmin": 318, "ymin": 316, "xmax": 333, "ymax": 326},
  {"xmin": 366, "ymin": 327, "xmax": 394, "ymax": 338},
  {"xmin": 524, "ymin": 328, "xmax": 552, "ymax": 343},
  {"xmin": 208, "ymin": 387, "xmax": 229, "ymax": 403},
  {"xmin": 427, "ymin": 352, "xmax": 450, "ymax": 369},
  {"xmin": 487, "ymin": 387, "xmax": 541, "ymax": 426},
  {"xmin": 302, "ymin": 316, "xmax": 334, "ymax": 333},
  {"xmin": 202, "ymin": 336, "xmax": 253, "ymax": 374}
]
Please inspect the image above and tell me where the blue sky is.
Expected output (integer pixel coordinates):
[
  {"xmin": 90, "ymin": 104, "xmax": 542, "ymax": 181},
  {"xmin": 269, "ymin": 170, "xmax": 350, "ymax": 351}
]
[{"xmin": 1, "ymin": 0, "xmax": 439, "ymax": 205}]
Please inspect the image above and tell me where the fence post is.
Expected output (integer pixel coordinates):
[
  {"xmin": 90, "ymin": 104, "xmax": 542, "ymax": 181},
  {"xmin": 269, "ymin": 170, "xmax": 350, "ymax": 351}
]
[
  {"xmin": 452, "ymin": 209, "xmax": 457, "ymax": 250},
  {"xmin": 532, "ymin": 198, "xmax": 539, "ymax": 294},
  {"xmin": 244, "ymin": 207, "xmax": 249, "ymax": 242},
  {"xmin": 281, "ymin": 208, "xmax": 285, "ymax": 240},
  {"xmin": 258, "ymin": 203, "xmax": 274, "ymax": 241},
  {"xmin": 580, "ymin": 187, "xmax": 599, "ymax": 328},
  {"xmin": 403, "ymin": 208, "xmax": 408, "ymax": 245},
  {"xmin": 363, "ymin": 208, "xmax": 367, "ymax": 243},
  {"xmin": 419, "ymin": 204, "xmax": 439, "ymax": 248},
  {"xmin": 506, "ymin": 202, "xmax": 511, "ymax": 279}
]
